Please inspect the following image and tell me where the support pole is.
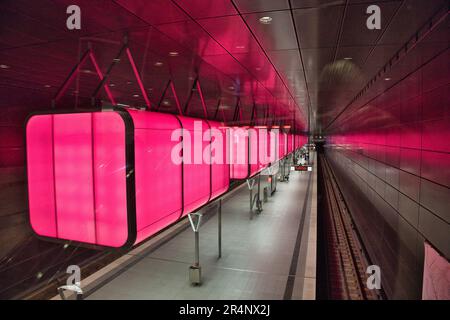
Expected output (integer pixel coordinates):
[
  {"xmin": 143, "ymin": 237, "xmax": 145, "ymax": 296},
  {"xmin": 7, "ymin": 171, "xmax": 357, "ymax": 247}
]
[
  {"xmin": 248, "ymin": 176, "xmax": 263, "ymax": 216},
  {"xmin": 194, "ymin": 231, "xmax": 200, "ymax": 266},
  {"xmin": 218, "ymin": 199, "xmax": 222, "ymax": 259},
  {"xmin": 188, "ymin": 213, "xmax": 202, "ymax": 285},
  {"xmin": 250, "ymin": 184, "xmax": 254, "ymax": 220},
  {"xmin": 256, "ymin": 175, "xmax": 262, "ymax": 212},
  {"xmin": 279, "ymin": 159, "xmax": 284, "ymax": 182}
]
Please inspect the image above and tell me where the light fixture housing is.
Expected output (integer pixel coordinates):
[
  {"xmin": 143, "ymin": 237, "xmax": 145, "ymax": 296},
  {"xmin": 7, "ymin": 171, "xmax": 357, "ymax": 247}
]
[{"xmin": 259, "ymin": 16, "xmax": 272, "ymax": 24}]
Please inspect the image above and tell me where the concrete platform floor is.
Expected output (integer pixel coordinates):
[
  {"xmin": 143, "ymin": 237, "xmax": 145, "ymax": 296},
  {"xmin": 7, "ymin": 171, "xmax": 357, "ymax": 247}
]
[{"xmin": 81, "ymin": 159, "xmax": 316, "ymax": 300}]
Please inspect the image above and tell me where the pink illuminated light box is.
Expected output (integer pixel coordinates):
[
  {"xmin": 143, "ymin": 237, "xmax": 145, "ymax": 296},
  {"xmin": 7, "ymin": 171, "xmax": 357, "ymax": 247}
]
[{"xmin": 26, "ymin": 109, "xmax": 231, "ymax": 248}]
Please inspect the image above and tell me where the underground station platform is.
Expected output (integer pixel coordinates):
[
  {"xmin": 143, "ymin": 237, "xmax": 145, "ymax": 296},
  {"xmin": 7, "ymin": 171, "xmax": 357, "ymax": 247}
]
[{"xmin": 62, "ymin": 157, "xmax": 317, "ymax": 300}]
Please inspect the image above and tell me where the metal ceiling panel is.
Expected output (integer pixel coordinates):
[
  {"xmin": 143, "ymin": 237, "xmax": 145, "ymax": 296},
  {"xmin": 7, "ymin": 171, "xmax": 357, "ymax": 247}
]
[
  {"xmin": 233, "ymin": 0, "xmax": 290, "ymax": 13},
  {"xmin": 0, "ymin": 0, "xmax": 143, "ymax": 48},
  {"xmin": 291, "ymin": 0, "xmax": 346, "ymax": 9},
  {"xmin": 377, "ymin": 0, "xmax": 448, "ymax": 45},
  {"xmin": 155, "ymin": 20, "xmax": 228, "ymax": 57},
  {"xmin": 339, "ymin": 2, "xmax": 401, "ymax": 47},
  {"xmin": 3, "ymin": 0, "xmax": 444, "ymax": 134},
  {"xmin": 335, "ymin": 46, "xmax": 373, "ymax": 67},
  {"xmin": 114, "ymin": 0, "xmax": 189, "ymax": 25},
  {"xmin": 174, "ymin": 0, "xmax": 237, "ymax": 18},
  {"xmin": 196, "ymin": 15, "xmax": 261, "ymax": 54},
  {"xmin": 243, "ymin": 10, "xmax": 298, "ymax": 51},
  {"xmin": 301, "ymin": 47, "xmax": 335, "ymax": 85},
  {"xmin": 267, "ymin": 49, "xmax": 303, "ymax": 72},
  {"xmin": 293, "ymin": 5, "xmax": 345, "ymax": 48}
]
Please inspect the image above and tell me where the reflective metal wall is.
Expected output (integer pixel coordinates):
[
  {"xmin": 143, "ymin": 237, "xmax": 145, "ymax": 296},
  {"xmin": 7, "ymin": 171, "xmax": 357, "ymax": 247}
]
[{"xmin": 325, "ymin": 47, "xmax": 449, "ymax": 299}]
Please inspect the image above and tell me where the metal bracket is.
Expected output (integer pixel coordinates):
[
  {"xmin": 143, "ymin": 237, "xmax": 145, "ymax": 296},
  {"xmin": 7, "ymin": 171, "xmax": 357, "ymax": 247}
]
[
  {"xmin": 246, "ymin": 178, "xmax": 256, "ymax": 190},
  {"xmin": 51, "ymin": 48, "xmax": 116, "ymax": 109},
  {"xmin": 157, "ymin": 80, "xmax": 183, "ymax": 115},
  {"xmin": 91, "ymin": 42, "xmax": 128, "ymax": 107},
  {"xmin": 213, "ymin": 98, "xmax": 221, "ymax": 120},
  {"xmin": 188, "ymin": 212, "xmax": 202, "ymax": 233},
  {"xmin": 57, "ymin": 284, "xmax": 83, "ymax": 300}
]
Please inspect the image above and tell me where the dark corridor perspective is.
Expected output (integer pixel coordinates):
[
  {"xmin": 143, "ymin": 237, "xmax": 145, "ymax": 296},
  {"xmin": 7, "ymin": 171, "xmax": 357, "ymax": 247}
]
[{"xmin": 0, "ymin": 0, "xmax": 448, "ymax": 302}]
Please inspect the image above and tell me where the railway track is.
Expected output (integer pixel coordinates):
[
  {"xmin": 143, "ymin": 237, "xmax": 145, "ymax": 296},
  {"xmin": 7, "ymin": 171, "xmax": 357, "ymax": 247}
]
[{"xmin": 320, "ymin": 154, "xmax": 381, "ymax": 300}]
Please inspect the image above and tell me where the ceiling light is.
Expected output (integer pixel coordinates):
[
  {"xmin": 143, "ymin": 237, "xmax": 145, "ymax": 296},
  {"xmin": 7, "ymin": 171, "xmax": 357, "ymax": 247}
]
[
  {"xmin": 219, "ymin": 105, "xmax": 231, "ymax": 110},
  {"xmin": 109, "ymin": 83, "xmax": 115, "ymax": 87},
  {"xmin": 154, "ymin": 61, "xmax": 163, "ymax": 67},
  {"xmin": 162, "ymin": 100, "xmax": 170, "ymax": 105},
  {"xmin": 113, "ymin": 58, "xmax": 121, "ymax": 62},
  {"xmin": 259, "ymin": 16, "xmax": 272, "ymax": 24},
  {"xmin": 44, "ymin": 84, "xmax": 51, "ymax": 88},
  {"xmin": 168, "ymin": 51, "xmax": 179, "ymax": 57},
  {"xmin": 127, "ymin": 81, "xmax": 133, "ymax": 85},
  {"xmin": 384, "ymin": 77, "xmax": 391, "ymax": 81},
  {"xmin": 343, "ymin": 57, "xmax": 352, "ymax": 60},
  {"xmin": 133, "ymin": 94, "xmax": 140, "ymax": 98},
  {"xmin": 228, "ymin": 86, "xmax": 235, "ymax": 90},
  {"xmin": 0, "ymin": 64, "xmax": 10, "ymax": 69}
]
